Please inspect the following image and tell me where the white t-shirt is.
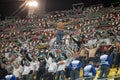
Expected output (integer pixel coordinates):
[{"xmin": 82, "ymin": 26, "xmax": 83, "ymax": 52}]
[
  {"xmin": 13, "ymin": 67, "xmax": 21, "ymax": 78},
  {"xmin": 48, "ymin": 62, "xmax": 57, "ymax": 73},
  {"xmin": 30, "ymin": 61, "xmax": 36, "ymax": 71},
  {"xmin": 45, "ymin": 57, "xmax": 53, "ymax": 68},
  {"xmin": 57, "ymin": 60, "xmax": 66, "ymax": 71},
  {"xmin": 15, "ymin": 56, "xmax": 22, "ymax": 62},
  {"xmin": 35, "ymin": 61, "xmax": 40, "ymax": 71},
  {"xmin": 22, "ymin": 65, "xmax": 31, "ymax": 75},
  {"xmin": 5, "ymin": 74, "xmax": 16, "ymax": 80}
]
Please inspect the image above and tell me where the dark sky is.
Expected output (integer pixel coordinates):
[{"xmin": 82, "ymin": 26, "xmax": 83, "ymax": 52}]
[{"xmin": 0, "ymin": 0, "xmax": 119, "ymax": 19}]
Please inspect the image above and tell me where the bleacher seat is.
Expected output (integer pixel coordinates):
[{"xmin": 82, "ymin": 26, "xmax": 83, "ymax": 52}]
[
  {"xmin": 80, "ymin": 69, "xmax": 83, "ymax": 77},
  {"xmin": 94, "ymin": 70, "xmax": 100, "ymax": 80},
  {"xmin": 108, "ymin": 68, "xmax": 117, "ymax": 78},
  {"xmin": 116, "ymin": 68, "xmax": 120, "ymax": 76}
]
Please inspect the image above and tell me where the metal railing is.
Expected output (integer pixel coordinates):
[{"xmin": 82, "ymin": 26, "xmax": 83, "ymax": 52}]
[{"xmin": 75, "ymin": 76, "xmax": 120, "ymax": 80}]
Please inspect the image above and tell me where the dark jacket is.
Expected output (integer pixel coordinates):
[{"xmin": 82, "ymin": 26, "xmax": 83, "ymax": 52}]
[{"xmin": 0, "ymin": 68, "xmax": 8, "ymax": 79}]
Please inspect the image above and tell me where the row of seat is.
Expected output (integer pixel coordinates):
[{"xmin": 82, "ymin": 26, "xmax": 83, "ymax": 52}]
[
  {"xmin": 79, "ymin": 68, "xmax": 120, "ymax": 80},
  {"xmin": 32, "ymin": 68, "xmax": 120, "ymax": 80}
]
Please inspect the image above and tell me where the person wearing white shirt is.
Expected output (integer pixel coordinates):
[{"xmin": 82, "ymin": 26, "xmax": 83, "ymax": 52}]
[
  {"xmin": 83, "ymin": 61, "xmax": 96, "ymax": 80},
  {"xmin": 64, "ymin": 57, "xmax": 74, "ymax": 79},
  {"xmin": 15, "ymin": 56, "xmax": 22, "ymax": 63},
  {"xmin": 65, "ymin": 35, "xmax": 70, "ymax": 47},
  {"xmin": 29, "ymin": 59, "xmax": 36, "ymax": 80},
  {"xmin": 22, "ymin": 62, "xmax": 31, "ymax": 80},
  {"xmin": 34, "ymin": 59, "xmax": 40, "ymax": 80},
  {"xmin": 4, "ymin": 66, "xmax": 16, "ymax": 80},
  {"xmin": 56, "ymin": 57, "xmax": 66, "ymax": 80},
  {"xmin": 45, "ymin": 53, "xmax": 53, "ymax": 70},
  {"xmin": 44, "ymin": 58, "xmax": 57, "ymax": 80},
  {"xmin": 13, "ymin": 63, "xmax": 22, "ymax": 80}
]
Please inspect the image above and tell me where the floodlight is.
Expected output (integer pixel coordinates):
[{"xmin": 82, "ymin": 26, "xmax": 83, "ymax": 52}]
[{"xmin": 27, "ymin": 0, "xmax": 38, "ymax": 7}]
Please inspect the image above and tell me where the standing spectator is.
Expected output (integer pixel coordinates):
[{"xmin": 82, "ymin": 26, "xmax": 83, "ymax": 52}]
[
  {"xmin": 85, "ymin": 42, "xmax": 100, "ymax": 63},
  {"xmin": 4, "ymin": 65, "xmax": 16, "ymax": 80},
  {"xmin": 56, "ymin": 21, "xmax": 64, "ymax": 44},
  {"xmin": 35, "ymin": 58, "xmax": 40, "ymax": 80},
  {"xmin": 70, "ymin": 34, "xmax": 82, "ymax": 51},
  {"xmin": 114, "ymin": 51, "xmax": 120, "ymax": 80},
  {"xmin": 38, "ymin": 55, "xmax": 46, "ymax": 80},
  {"xmin": 5, "ymin": 61, "xmax": 12, "ymax": 72},
  {"xmin": 114, "ymin": 49, "xmax": 120, "ymax": 68},
  {"xmin": 56, "ymin": 56, "xmax": 66, "ymax": 80},
  {"xmin": 13, "ymin": 62, "xmax": 22, "ymax": 80},
  {"xmin": 55, "ymin": 19, "xmax": 74, "ymax": 44},
  {"xmin": 29, "ymin": 59, "xmax": 36, "ymax": 80},
  {"xmin": 44, "ymin": 58, "xmax": 57, "ymax": 80},
  {"xmin": 65, "ymin": 57, "xmax": 73, "ymax": 79},
  {"xmin": 99, "ymin": 52, "xmax": 112, "ymax": 79},
  {"xmin": 83, "ymin": 61, "xmax": 96, "ymax": 80},
  {"xmin": 79, "ymin": 47, "xmax": 88, "ymax": 67},
  {"xmin": 110, "ymin": 47, "xmax": 118, "ymax": 67},
  {"xmin": 68, "ymin": 57, "xmax": 82, "ymax": 80},
  {"xmin": 21, "ymin": 56, "xmax": 27, "ymax": 67},
  {"xmin": 22, "ymin": 62, "xmax": 31, "ymax": 80},
  {"xmin": 0, "ymin": 63, "xmax": 8, "ymax": 80},
  {"xmin": 45, "ymin": 53, "xmax": 53, "ymax": 71}
]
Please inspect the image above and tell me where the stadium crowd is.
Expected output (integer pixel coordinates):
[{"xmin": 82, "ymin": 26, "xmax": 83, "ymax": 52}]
[{"xmin": 0, "ymin": 3, "xmax": 120, "ymax": 80}]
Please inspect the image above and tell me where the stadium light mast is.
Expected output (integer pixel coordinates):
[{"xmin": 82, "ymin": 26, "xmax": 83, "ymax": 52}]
[{"xmin": 26, "ymin": 0, "xmax": 39, "ymax": 17}]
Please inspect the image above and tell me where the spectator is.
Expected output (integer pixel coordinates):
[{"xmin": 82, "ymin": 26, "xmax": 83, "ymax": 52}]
[
  {"xmin": 44, "ymin": 58, "xmax": 57, "ymax": 80},
  {"xmin": 0, "ymin": 3, "xmax": 120, "ymax": 80},
  {"xmin": 99, "ymin": 52, "xmax": 112, "ymax": 79},
  {"xmin": 70, "ymin": 34, "xmax": 82, "ymax": 51},
  {"xmin": 22, "ymin": 62, "xmax": 31, "ymax": 80},
  {"xmin": 5, "ymin": 61, "xmax": 13, "ymax": 73},
  {"xmin": 13, "ymin": 62, "xmax": 22, "ymax": 80},
  {"xmin": 34, "ymin": 58, "xmax": 40, "ymax": 80},
  {"xmin": 83, "ymin": 61, "xmax": 96, "ymax": 80},
  {"xmin": 110, "ymin": 47, "xmax": 118, "ymax": 67},
  {"xmin": 55, "ymin": 19, "xmax": 74, "ymax": 44},
  {"xmin": 114, "ymin": 49, "xmax": 120, "ymax": 68},
  {"xmin": 45, "ymin": 53, "xmax": 53, "ymax": 71},
  {"xmin": 68, "ymin": 57, "xmax": 82, "ymax": 80},
  {"xmin": 4, "ymin": 65, "xmax": 16, "ymax": 80},
  {"xmin": 85, "ymin": 42, "xmax": 100, "ymax": 63},
  {"xmin": 29, "ymin": 59, "xmax": 36, "ymax": 80},
  {"xmin": 38, "ymin": 55, "xmax": 46, "ymax": 80},
  {"xmin": 56, "ymin": 56, "xmax": 66, "ymax": 80},
  {"xmin": 0, "ymin": 63, "xmax": 8, "ymax": 80}
]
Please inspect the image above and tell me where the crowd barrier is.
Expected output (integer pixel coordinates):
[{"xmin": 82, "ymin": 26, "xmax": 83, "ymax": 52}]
[{"xmin": 76, "ymin": 76, "xmax": 120, "ymax": 80}]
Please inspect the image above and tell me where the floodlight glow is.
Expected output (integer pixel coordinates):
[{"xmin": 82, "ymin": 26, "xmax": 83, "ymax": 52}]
[
  {"xmin": 27, "ymin": 0, "xmax": 38, "ymax": 7},
  {"xmin": 28, "ymin": 1, "xmax": 33, "ymax": 7},
  {"xmin": 32, "ymin": 1, "xmax": 38, "ymax": 7}
]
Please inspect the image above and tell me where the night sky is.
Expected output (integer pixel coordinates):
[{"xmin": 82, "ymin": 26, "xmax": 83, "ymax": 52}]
[{"xmin": 0, "ymin": 0, "xmax": 119, "ymax": 19}]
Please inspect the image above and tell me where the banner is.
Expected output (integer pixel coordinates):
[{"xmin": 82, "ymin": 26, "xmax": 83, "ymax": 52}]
[{"xmin": 35, "ymin": 44, "xmax": 49, "ymax": 49}]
